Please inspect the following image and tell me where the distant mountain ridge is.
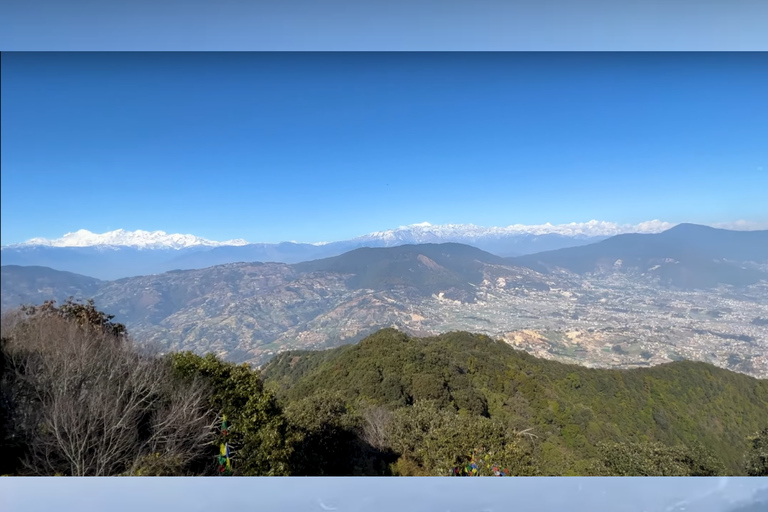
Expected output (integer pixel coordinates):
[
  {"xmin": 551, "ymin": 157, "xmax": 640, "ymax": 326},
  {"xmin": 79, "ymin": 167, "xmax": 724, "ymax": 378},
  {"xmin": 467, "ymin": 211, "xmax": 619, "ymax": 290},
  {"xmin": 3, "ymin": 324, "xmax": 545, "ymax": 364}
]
[
  {"xmin": 4, "ymin": 220, "xmax": 676, "ymax": 249},
  {"xmin": 511, "ymin": 224, "xmax": 768, "ymax": 289},
  {"xmin": 1, "ymin": 220, "xmax": 674, "ymax": 279},
  {"xmin": 353, "ymin": 219, "xmax": 675, "ymax": 244},
  {"xmin": 0, "ymin": 265, "xmax": 103, "ymax": 312},
  {"xmin": 2, "ymin": 225, "xmax": 767, "ymax": 372}
]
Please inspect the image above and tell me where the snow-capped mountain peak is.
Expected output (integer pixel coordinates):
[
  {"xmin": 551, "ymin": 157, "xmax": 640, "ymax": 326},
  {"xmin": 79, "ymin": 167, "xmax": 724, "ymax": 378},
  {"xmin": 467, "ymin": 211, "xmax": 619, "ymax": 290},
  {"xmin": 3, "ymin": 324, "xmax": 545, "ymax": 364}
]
[
  {"xmin": 7, "ymin": 219, "xmax": 763, "ymax": 251},
  {"xmin": 354, "ymin": 219, "xmax": 676, "ymax": 245},
  {"xmin": 15, "ymin": 229, "xmax": 249, "ymax": 250}
]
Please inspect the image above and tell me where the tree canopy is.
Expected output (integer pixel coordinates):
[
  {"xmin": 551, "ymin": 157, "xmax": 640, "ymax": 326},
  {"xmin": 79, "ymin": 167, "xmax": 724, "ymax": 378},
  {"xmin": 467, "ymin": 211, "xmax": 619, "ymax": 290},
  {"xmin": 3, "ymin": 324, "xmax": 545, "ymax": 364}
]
[{"xmin": 2, "ymin": 303, "xmax": 766, "ymax": 476}]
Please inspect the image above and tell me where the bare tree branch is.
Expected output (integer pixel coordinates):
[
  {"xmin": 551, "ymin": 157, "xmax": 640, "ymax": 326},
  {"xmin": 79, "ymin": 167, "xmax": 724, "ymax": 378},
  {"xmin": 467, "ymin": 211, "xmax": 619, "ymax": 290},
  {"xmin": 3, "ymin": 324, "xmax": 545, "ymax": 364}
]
[{"xmin": 2, "ymin": 309, "xmax": 217, "ymax": 476}]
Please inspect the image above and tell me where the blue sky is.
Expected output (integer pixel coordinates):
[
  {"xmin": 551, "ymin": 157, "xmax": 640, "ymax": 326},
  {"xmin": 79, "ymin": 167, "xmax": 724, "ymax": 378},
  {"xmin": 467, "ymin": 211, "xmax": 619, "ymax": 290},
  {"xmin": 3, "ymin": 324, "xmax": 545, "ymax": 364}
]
[{"xmin": 2, "ymin": 53, "xmax": 767, "ymax": 245}]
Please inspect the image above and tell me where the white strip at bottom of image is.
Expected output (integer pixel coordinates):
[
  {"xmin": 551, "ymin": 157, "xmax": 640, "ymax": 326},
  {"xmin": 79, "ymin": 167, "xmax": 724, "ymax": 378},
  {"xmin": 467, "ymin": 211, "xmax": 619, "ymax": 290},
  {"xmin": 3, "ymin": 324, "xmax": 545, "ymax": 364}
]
[{"xmin": 1, "ymin": 476, "xmax": 767, "ymax": 512}]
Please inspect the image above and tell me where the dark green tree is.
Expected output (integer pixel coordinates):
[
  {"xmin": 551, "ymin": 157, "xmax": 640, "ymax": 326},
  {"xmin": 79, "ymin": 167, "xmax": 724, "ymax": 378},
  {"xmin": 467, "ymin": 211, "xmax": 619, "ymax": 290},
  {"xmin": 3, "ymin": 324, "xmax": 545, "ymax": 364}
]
[
  {"xmin": 592, "ymin": 440, "xmax": 724, "ymax": 476},
  {"xmin": 20, "ymin": 297, "xmax": 127, "ymax": 337},
  {"xmin": 171, "ymin": 352, "xmax": 291, "ymax": 475},
  {"xmin": 386, "ymin": 400, "xmax": 537, "ymax": 476},
  {"xmin": 0, "ymin": 336, "xmax": 24, "ymax": 475},
  {"xmin": 284, "ymin": 391, "xmax": 365, "ymax": 475},
  {"xmin": 744, "ymin": 427, "xmax": 768, "ymax": 476}
]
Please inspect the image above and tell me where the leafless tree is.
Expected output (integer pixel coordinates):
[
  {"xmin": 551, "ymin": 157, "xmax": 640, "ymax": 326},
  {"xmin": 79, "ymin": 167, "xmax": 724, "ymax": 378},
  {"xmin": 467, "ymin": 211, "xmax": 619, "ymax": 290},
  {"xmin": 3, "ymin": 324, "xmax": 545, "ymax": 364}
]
[
  {"xmin": 2, "ymin": 309, "xmax": 218, "ymax": 476},
  {"xmin": 361, "ymin": 405, "xmax": 392, "ymax": 451}
]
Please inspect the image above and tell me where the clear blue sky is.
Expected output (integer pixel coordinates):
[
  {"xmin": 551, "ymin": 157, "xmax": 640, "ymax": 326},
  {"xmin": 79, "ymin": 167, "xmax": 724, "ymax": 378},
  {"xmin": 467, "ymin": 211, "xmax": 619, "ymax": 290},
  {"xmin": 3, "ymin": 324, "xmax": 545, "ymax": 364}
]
[{"xmin": 2, "ymin": 53, "xmax": 767, "ymax": 245}]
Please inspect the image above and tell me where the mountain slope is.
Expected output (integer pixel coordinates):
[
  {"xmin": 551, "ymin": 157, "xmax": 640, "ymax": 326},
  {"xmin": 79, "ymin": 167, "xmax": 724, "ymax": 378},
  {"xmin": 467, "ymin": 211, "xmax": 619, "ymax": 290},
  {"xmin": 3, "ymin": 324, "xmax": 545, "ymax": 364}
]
[
  {"xmin": 262, "ymin": 328, "xmax": 768, "ymax": 475},
  {"xmin": 87, "ymin": 243, "xmax": 551, "ymax": 357},
  {"xmin": 166, "ymin": 241, "xmax": 339, "ymax": 268},
  {"xmin": 512, "ymin": 224, "xmax": 768, "ymax": 288},
  {"xmin": 0, "ymin": 265, "xmax": 102, "ymax": 311},
  {"xmin": 0, "ymin": 245, "xmax": 220, "ymax": 281},
  {"xmin": 3, "ymin": 228, "xmax": 767, "ymax": 376},
  {"xmin": 0, "ymin": 243, "xmax": 556, "ymax": 363},
  {"xmin": 294, "ymin": 243, "xmax": 542, "ymax": 300}
]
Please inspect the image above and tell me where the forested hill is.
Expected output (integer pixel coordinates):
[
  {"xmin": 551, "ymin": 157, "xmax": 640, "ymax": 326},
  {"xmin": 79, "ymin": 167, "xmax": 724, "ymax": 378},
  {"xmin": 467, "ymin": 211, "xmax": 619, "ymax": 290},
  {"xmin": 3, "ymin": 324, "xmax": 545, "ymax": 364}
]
[{"xmin": 262, "ymin": 328, "xmax": 768, "ymax": 475}]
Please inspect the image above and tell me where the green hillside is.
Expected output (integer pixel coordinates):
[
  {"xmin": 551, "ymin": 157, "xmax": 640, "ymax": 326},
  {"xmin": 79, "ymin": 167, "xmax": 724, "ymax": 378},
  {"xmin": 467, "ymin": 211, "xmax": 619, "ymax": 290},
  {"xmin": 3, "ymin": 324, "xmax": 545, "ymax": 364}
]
[
  {"xmin": 4, "ymin": 299, "xmax": 766, "ymax": 476},
  {"xmin": 262, "ymin": 328, "xmax": 768, "ymax": 475}
]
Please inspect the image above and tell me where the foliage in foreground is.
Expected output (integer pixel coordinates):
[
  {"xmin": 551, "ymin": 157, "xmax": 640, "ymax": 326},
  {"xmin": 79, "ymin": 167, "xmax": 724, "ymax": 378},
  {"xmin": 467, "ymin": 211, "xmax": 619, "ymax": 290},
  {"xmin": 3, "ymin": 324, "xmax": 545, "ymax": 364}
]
[
  {"xmin": 385, "ymin": 400, "xmax": 539, "ymax": 476},
  {"xmin": 263, "ymin": 328, "xmax": 768, "ymax": 475},
  {"xmin": 590, "ymin": 440, "xmax": 724, "ymax": 476},
  {"xmin": 170, "ymin": 352, "xmax": 291, "ymax": 475},
  {"xmin": 744, "ymin": 427, "xmax": 768, "ymax": 476},
  {"xmin": 2, "ymin": 302, "xmax": 767, "ymax": 476},
  {"xmin": 0, "ymin": 300, "xmax": 216, "ymax": 476}
]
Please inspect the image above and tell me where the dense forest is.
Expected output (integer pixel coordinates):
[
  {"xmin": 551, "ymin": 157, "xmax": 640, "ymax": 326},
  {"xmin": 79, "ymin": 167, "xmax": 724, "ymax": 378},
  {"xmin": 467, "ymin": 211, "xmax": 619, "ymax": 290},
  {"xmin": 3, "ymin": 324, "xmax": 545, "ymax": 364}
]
[{"xmin": 1, "ymin": 299, "xmax": 766, "ymax": 476}]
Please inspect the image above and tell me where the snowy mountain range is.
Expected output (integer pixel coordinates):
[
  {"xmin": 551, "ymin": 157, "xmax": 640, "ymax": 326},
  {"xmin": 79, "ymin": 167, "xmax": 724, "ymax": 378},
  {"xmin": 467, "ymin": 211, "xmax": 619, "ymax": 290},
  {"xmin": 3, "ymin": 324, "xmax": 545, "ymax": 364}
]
[
  {"xmin": 354, "ymin": 219, "xmax": 675, "ymax": 244},
  {"xmin": 1, "ymin": 219, "xmax": 762, "ymax": 280},
  {"xmin": 7, "ymin": 220, "xmax": 676, "ymax": 250},
  {"xmin": 17, "ymin": 229, "xmax": 250, "ymax": 250}
]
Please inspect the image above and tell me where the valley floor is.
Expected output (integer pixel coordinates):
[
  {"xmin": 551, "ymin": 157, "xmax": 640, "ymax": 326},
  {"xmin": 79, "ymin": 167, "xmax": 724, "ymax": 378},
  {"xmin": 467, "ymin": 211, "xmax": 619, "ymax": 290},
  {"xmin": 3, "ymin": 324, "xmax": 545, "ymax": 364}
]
[
  {"xmin": 250, "ymin": 275, "xmax": 768, "ymax": 378},
  {"xmin": 415, "ymin": 276, "xmax": 768, "ymax": 379}
]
